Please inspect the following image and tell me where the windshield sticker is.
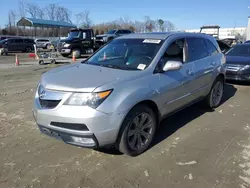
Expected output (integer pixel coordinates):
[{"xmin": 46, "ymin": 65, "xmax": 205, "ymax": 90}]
[
  {"xmin": 143, "ymin": 39, "xmax": 161, "ymax": 44},
  {"xmin": 137, "ymin": 64, "xmax": 146, "ymax": 70}
]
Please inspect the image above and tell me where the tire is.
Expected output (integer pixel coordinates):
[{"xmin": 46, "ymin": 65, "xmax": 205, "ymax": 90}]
[
  {"xmin": 25, "ymin": 47, "xmax": 32, "ymax": 53},
  {"xmin": 51, "ymin": 59, "xmax": 56, "ymax": 64},
  {"xmin": 72, "ymin": 49, "xmax": 81, "ymax": 58},
  {"xmin": 38, "ymin": 60, "xmax": 44, "ymax": 65},
  {"xmin": 117, "ymin": 104, "xmax": 157, "ymax": 156},
  {"xmin": 204, "ymin": 77, "xmax": 224, "ymax": 109}
]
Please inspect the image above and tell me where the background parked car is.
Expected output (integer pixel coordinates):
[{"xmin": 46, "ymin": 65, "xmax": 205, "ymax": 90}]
[
  {"xmin": 225, "ymin": 43, "xmax": 250, "ymax": 82},
  {"xmin": 35, "ymin": 39, "xmax": 52, "ymax": 49},
  {"xmin": 0, "ymin": 38, "xmax": 35, "ymax": 53},
  {"xmin": 50, "ymin": 40, "xmax": 59, "ymax": 50},
  {"xmin": 95, "ymin": 29, "xmax": 134, "ymax": 47}
]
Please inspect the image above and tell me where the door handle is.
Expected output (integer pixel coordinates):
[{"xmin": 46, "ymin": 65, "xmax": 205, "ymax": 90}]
[{"xmin": 211, "ymin": 61, "xmax": 216, "ymax": 66}]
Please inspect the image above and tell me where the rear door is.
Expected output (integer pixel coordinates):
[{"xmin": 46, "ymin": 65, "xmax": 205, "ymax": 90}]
[
  {"xmin": 36, "ymin": 39, "xmax": 43, "ymax": 48},
  {"xmin": 14, "ymin": 39, "xmax": 25, "ymax": 51},
  {"xmin": 186, "ymin": 37, "xmax": 212, "ymax": 98}
]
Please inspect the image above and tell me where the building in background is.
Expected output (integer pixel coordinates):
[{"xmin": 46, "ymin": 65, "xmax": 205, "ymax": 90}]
[
  {"xmin": 247, "ymin": 17, "xmax": 250, "ymax": 40},
  {"xmin": 185, "ymin": 27, "xmax": 246, "ymax": 40}
]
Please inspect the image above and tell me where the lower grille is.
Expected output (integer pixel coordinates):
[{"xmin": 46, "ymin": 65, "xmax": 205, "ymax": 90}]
[
  {"xmin": 39, "ymin": 99, "xmax": 61, "ymax": 109},
  {"xmin": 50, "ymin": 122, "xmax": 89, "ymax": 131}
]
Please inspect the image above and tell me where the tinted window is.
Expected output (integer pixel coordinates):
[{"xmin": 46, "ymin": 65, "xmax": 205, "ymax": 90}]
[
  {"xmin": 124, "ymin": 30, "xmax": 132, "ymax": 34},
  {"xmin": 205, "ymin": 39, "xmax": 218, "ymax": 55},
  {"xmin": 116, "ymin": 30, "xmax": 122, "ymax": 34},
  {"xmin": 106, "ymin": 30, "xmax": 116, "ymax": 34},
  {"xmin": 187, "ymin": 38, "xmax": 208, "ymax": 61},
  {"xmin": 37, "ymin": 39, "xmax": 49, "ymax": 42},
  {"xmin": 14, "ymin": 39, "xmax": 24, "ymax": 43},
  {"xmin": 24, "ymin": 39, "xmax": 34, "ymax": 43},
  {"xmin": 226, "ymin": 45, "xmax": 250, "ymax": 57}
]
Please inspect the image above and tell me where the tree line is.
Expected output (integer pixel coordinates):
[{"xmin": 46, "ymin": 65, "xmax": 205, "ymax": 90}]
[{"xmin": 0, "ymin": 0, "xmax": 176, "ymax": 37}]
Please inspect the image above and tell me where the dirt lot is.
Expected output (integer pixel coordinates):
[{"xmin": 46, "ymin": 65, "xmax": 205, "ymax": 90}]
[{"xmin": 0, "ymin": 63, "xmax": 250, "ymax": 188}]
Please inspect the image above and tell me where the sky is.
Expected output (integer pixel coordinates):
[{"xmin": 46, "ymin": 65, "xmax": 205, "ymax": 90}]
[{"xmin": 0, "ymin": 0, "xmax": 249, "ymax": 30}]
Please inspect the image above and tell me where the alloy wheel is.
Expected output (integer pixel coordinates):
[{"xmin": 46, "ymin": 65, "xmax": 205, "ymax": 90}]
[{"xmin": 127, "ymin": 113, "xmax": 153, "ymax": 151}]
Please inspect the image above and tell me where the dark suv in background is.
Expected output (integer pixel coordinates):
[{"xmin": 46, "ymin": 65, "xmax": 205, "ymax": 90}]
[
  {"xmin": 95, "ymin": 29, "xmax": 134, "ymax": 47},
  {"xmin": 0, "ymin": 38, "xmax": 35, "ymax": 53}
]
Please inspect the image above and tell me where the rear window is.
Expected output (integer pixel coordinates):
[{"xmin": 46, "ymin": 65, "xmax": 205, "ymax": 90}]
[
  {"xmin": 37, "ymin": 39, "xmax": 49, "ymax": 42},
  {"xmin": 24, "ymin": 39, "xmax": 34, "ymax": 43}
]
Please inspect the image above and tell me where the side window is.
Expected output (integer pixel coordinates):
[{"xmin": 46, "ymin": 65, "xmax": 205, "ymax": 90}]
[
  {"xmin": 116, "ymin": 30, "xmax": 122, "ymax": 34},
  {"xmin": 157, "ymin": 38, "xmax": 187, "ymax": 71},
  {"xmin": 14, "ymin": 39, "xmax": 24, "ymax": 43},
  {"xmin": 164, "ymin": 38, "xmax": 186, "ymax": 62},
  {"xmin": 205, "ymin": 39, "xmax": 218, "ymax": 56},
  {"xmin": 186, "ymin": 38, "xmax": 208, "ymax": 62}
]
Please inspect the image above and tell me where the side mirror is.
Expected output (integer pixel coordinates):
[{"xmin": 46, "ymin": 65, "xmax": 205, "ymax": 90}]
[{"xmin": 163, "ymin": 60, "xmax": 182, "ymax": 72}]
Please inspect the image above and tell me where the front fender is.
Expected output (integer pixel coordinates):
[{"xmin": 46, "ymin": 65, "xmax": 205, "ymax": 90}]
[{"xmin": 98, "ymin": 86, "xmax": 157, "ymax": 116}]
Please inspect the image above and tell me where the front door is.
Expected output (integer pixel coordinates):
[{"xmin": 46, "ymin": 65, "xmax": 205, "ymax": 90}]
[
  {"xmin": 14, "ymin": 39, "xmax": 24, "ymax": 51},
  {"xmin": 81, "ymin": 31, "xmax": 92, "ymax": 52},
  {"xmin": 153, "ymin": 38, "xmax": 195, "ymax": 116}
]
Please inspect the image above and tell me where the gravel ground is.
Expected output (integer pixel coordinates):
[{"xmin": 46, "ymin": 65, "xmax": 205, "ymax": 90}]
[{"xmin": 0, "ymin": 63, "xmax": 250, "ymax": 188}]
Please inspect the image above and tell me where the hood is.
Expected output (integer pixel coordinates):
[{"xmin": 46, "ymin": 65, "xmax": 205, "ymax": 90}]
[
  {"xmin": 41, "ymin": 63, "xmax": 141, "ymax": 92},
  {"xmin": 96, "ymin": 34, "xmax": 114, "ymax": 38},
  {"xmin": 226, "ymin": 56, "xmax": 250, "ymax": 65},
  {"xmin": 60, "ymin": 38, "xmax": 80, "ymax": 43}
]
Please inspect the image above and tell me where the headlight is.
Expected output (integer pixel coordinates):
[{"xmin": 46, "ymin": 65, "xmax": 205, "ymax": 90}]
[
  {"xmin": 64, "ymin": 90, "xmax": 113, "ymax": 108},
  {"xmin": 63, "ymin": 44, "xmax": 70, "ymax": 48},
  {"xmin": 241, "ymin": 65, "xmax": 250, "ymax": 71}
]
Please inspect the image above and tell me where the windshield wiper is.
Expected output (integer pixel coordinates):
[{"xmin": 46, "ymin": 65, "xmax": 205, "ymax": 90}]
[{"xmin": 100, "ymin": 64, "xmax": 122, "ymax": 69}]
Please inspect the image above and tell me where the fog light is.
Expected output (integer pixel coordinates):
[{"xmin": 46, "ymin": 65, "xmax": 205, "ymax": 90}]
[{"xmin": 71, "ymin": 136, "xmax": 95, "ymax": 147}]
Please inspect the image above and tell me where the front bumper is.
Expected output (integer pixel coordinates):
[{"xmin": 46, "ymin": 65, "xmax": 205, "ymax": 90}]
[
  {"xmin": 59, "ymin": 48, "xmax": 71, "ymax": 55},
  {"xmin": 33, "ymin": 90, "xmax": 125, "ymax": 148},
  {"xmin": 226, "ymin": 72, "xmax": 250, "ymax": 81}
]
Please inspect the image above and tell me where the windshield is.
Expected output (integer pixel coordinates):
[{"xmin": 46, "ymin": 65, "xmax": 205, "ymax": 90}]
[
  {"xmin": 0, "ymin": 39, "xmax": 7, "ymax": 44},
  {"xmin": 226, "ymin": 45, "xmax": 250, "ymax": 57},
  {"xmin": 105, "ymin": 30, "xmax": 116, "ymax": 34},
  {"xmin": 68, "ymin": 31, "xmax": 81, "ymax": 38},
  {"xmin": 85, "ymin": 38, "xmax": 163, "ymax": 71}
]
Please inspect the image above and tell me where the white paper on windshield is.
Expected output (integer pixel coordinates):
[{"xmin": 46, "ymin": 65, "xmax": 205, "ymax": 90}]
[
  {"xmin": 137, "ymin": 64, "xmax": 146, "ymax": 70},
  {"xmin": 143, "ymin": 39, "xmax": 161, "ymax": 44}
]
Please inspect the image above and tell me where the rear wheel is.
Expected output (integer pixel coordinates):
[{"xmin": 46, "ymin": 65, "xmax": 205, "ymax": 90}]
[
  {"xmin": 117, "ymin": 105, "xmax": 157, "ymax": 156},
  {"xmin": 204, "ymin": 77, "xmax": 224, "ymax": 108},
  {"xmin": 38, "ymin": 60, "xmax": 44, "ymax": 65}
]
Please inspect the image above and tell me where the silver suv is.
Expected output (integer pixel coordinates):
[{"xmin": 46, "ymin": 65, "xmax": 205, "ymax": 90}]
[
  {"xmin": 33, "ymin": 32, "xmax": 226, "ymax": 156},
  {"xmin": 35, "ymin": 39, "xmax": 52, "ymax": 49}
]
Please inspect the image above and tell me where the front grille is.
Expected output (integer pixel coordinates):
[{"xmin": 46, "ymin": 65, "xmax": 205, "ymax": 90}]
[
  {"xmin": 39, "ymin": 99, "xmax": 61, "ymax": 109},
  {"xmin": 96, "ymin": 37, "xmax": 103, "ymax": 40},
  {"xmin": 226, "ymin": 65, "xmax": 243, "ymax": 72},
  {"xmin": 50, "ymin": 122, "xmax": 89, "ymax": 131}
]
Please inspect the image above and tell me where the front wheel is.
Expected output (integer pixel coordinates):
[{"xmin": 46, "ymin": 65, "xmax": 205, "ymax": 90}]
[
  {"xmin": 204, "ymin": 77, "xmax": 224, "ymax": 108},
  {"xmin": 117, "ymin": 105, "xmax": 157, "ymax": 156}
]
